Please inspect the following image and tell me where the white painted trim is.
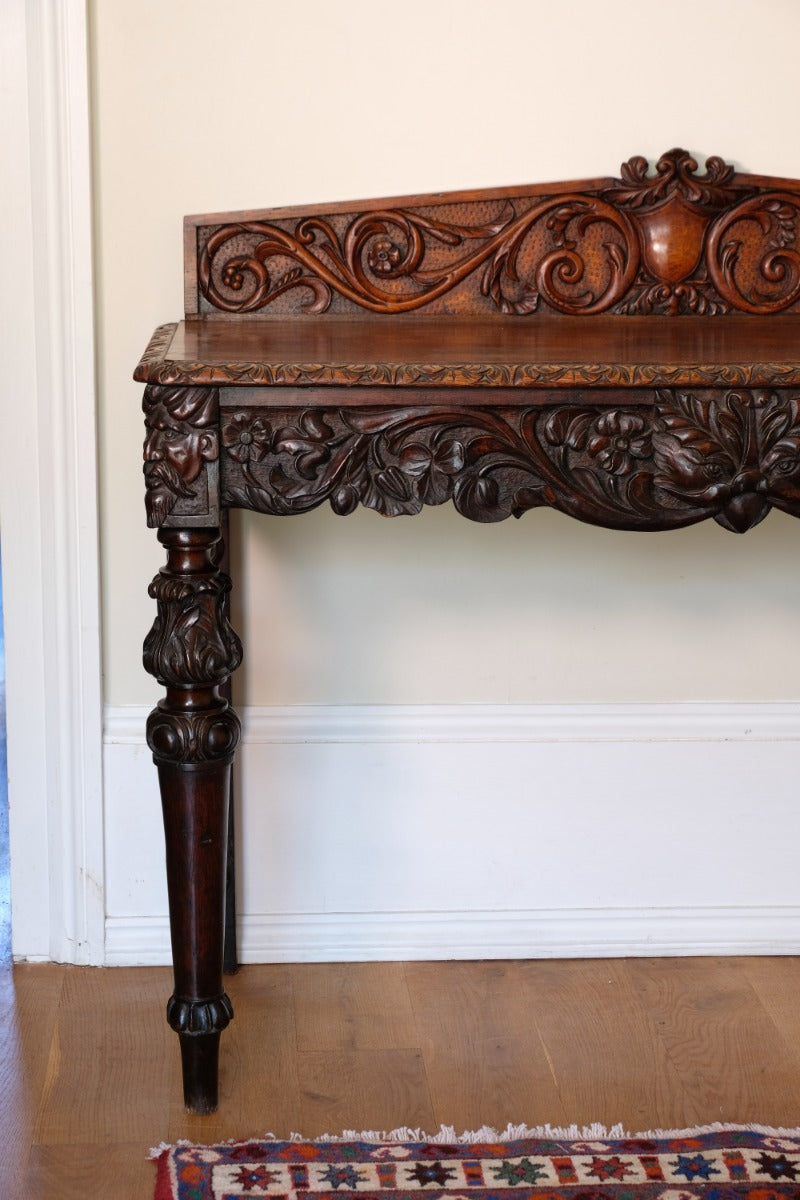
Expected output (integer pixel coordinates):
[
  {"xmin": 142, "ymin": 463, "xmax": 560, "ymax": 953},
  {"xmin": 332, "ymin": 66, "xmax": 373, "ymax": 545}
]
[
  {"xmin": 104, "ymin": 701, "xmax": 800, "ymax": 966},
  {"xmin": 0, "ymin": 0, "xmax": 103, "ymax": 963},
  {"xmin": 104, "ymin": 906, "xmax": 800, "ymax": 966},
  {"xmin": 105, "ymin": 701, "xmax": 800, "ymax": 745}
]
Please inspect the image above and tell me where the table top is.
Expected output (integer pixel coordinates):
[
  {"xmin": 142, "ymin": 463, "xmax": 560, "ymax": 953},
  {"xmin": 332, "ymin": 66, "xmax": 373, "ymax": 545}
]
[{"xmin": 135, "ymin": 315, "xmax": 800, "ymax": 391}]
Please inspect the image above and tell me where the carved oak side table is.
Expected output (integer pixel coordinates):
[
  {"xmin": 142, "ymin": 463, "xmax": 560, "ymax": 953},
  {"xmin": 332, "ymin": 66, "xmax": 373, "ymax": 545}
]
[{"xmin": 136, "ymin": 150, "xmax": 800, "ymax": 1112}]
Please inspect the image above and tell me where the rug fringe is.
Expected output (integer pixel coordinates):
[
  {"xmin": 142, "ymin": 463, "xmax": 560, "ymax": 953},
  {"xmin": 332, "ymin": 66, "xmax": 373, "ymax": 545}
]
[{"xmin": 149, "ymin": 1120, "xmax": 800, "ymax": 1158}]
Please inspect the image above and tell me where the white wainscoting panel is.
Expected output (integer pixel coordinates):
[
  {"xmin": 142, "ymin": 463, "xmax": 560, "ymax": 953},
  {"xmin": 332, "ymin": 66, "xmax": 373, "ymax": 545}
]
[{"xmin": 103, "ymin": 704, "xmax": 800, "ymax": 965}]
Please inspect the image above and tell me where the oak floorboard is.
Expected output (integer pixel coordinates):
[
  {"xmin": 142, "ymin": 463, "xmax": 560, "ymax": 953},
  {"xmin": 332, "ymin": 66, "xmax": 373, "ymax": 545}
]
[
  {"xmin": 739, "ymin": 956, "xmax": 800, "ymax": 1049},
  {"xmin": 0, "ymin": 963, "xmax": 65, "ymax": 1200},
  {"xmin": 517, "ymin": 959, "xmax": 701, "ymax": 1132},
  {"xmin": 24, "ymin": 1143, "xmax": 156, "ymax": 1200},
  {"xmin": 624, "ymin": 956, "xmax": 800, "ymax": 1126},
  {"xmin": 32, "ymin": 965, "xmax": 173, "ymax": 1146},
  {"xmin": 292, "ymin": 962, "xmax": 419, "ymax": 1052},
  {"xmin": 404, "ymin": 961, "xmax": 568, "ymax": 1130},
  {"xmin": 294, "ymin": 1048, "xmax": 436, "ymax": 1137}
]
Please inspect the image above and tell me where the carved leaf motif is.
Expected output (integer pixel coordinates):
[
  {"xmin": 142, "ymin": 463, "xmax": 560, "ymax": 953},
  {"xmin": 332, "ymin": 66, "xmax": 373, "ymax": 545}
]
[
  {"xmin": 221, "ymin": 394, "xmax": 800, "ymax": 533},
  {"xmin": 144, "ymin": 574, "xmax": 242, "ymax": 687},
  {"xmin": 464, "ymin": 434, "xmax": 516, "ymax": 461},
  {"xmin": 607, "ymin": 148, "xmax": 739, "ymax": 209},
  {"xmin": 454, "ymin": 474, "xmax": 501, "ymax": 520},
  {"xmin": 543, "ymin": 409, "xmax": 594, "ymax": 450}
]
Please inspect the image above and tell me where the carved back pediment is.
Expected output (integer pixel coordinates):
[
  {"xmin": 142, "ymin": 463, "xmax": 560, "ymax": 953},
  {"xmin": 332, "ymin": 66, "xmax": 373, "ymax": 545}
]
[{"xmin": 185, "ymin": 149, "xmax": 800, "ymax": 320}]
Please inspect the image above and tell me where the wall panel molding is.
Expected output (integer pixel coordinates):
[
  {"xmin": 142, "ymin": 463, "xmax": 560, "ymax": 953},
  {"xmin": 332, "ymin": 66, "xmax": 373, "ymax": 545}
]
[{"xmin": 1, "ymin": 0, "xmax": 103, "ymax": 962}]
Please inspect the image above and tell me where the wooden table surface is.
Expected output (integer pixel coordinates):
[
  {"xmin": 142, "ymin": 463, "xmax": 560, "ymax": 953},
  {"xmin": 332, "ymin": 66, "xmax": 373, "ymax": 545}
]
[{"xmin": 136, "ymin": 315, "xmax": 800, "ymax": 389}]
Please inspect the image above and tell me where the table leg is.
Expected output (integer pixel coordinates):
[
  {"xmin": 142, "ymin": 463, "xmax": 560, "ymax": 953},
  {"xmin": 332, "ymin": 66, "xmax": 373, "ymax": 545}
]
[
  {"xmin": 143, "ymin": 527, "xmax": 242, "ymax": 1113},
  {"xmin": 215, "ymin": 515, "xmax": 239, "ymax": 976}
]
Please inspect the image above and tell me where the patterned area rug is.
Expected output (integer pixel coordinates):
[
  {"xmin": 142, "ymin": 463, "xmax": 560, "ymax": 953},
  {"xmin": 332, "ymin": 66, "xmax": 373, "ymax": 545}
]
[{"xmin": 152, "ymin": 1124, "xmax": 800, "ymax": 1200}]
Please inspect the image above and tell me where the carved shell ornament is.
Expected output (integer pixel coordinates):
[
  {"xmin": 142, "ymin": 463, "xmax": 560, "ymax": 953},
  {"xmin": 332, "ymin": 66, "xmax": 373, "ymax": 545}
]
[{"xmin": 198, "ymin": 149, "xmax": 800, "ymax": 317}]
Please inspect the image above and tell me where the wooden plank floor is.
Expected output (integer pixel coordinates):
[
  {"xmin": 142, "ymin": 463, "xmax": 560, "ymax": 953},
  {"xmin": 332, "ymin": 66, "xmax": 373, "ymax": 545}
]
[{"xmin": 4, "ymin": 956, "xmax": 800, "ymax": 1198}]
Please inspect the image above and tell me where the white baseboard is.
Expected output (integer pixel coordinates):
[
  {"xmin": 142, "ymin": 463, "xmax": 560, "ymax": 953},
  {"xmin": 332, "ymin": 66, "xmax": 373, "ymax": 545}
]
[
  {"xmin": 103, "ymin": 702, "xmax": 800, "ymax": 965},
  {"xmin": 103, "ymin": 905, "xmax": 800, "ymax": 966}
]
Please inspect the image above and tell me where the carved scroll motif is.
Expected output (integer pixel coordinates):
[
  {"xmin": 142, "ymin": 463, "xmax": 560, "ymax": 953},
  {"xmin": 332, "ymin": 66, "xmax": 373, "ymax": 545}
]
[
  {"xmin": 143, "ymin": 385, "xmax": 220, "ymax": 527},
  {"xmin": 221, "ymin": 391, "xmax": 800, "ymax": 533},
  {"xmin": 707, "ymin": 193, "xmax": 800, "ymax": 313},
  {"xmin": 199, "ymin": 197, "xmax": 639, "ymax": 317},
  {"xmin": 196, "ymin": 150, "xmax": 800, "ymax": 318}
]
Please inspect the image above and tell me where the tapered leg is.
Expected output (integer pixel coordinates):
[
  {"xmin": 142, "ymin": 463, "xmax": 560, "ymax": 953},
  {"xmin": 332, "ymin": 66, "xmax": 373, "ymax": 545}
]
[
  {"xmin": 216, "ymin": 515, "xmax": 239, "ymax": 976},
  {"xmin": 143, "ymin": 527, "xmax": 242, "ymax": 1113}
]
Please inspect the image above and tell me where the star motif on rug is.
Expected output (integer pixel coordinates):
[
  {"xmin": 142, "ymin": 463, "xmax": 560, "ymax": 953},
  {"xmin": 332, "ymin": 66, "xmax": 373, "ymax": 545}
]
[
  {"xmin": 754, "ymin": 1152, "xmax": 800, "ymax": 1179},
  {"xmin": 407, "ymin": 1161, "xmax": 457, "ymax": 1186},
  {"xmin": 233, "ymin": 1164, "xmax": 278, "ymax": 1189},
  {"xmin": 319, "ymin": 1164, "xmax": 368, "ymax": 1189},
  {"xmin": 493, "ymin": 1157, "xmax": 548, "ymax": 1184},
  {"xmin": 670, "ymin": 1153, "xmax": 720, "ymax": 1181},
  {"xmin": 585, "ymin": 1155, "xmax": 634, "ymax": 1180}
]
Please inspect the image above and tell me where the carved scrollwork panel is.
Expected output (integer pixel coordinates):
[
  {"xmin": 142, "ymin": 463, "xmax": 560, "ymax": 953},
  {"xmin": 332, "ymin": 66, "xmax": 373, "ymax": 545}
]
[
  {"xmin": 192, "ymin": 150, "xmax": 800, "ymax": 319},
  {"xmin": 198, "ymin": 194, "xmax": 640, "ymax": 318},
  {"xmin": 220, "ymin": 391, "xmax": 800, "ymax": 534}
]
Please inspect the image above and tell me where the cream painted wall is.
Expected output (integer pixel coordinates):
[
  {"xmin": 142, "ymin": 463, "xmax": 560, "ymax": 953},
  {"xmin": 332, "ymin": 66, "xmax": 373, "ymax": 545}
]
[{"xmin": 91, "ymin": 0, "xmax": 800, "ymax": 709}]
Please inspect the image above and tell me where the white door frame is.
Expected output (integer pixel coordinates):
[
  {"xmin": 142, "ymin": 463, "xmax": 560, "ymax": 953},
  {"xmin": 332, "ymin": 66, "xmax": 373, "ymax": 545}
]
[{"xmin": 0, "ymin": 0, "xmax": 104, "ymax": 963}]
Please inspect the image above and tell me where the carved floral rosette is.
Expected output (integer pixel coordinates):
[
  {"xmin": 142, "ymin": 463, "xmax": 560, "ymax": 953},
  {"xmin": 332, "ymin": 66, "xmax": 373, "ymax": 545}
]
[
  {"xmin": 195, "ymin": 150, "xmax": 800, "ymax": 319},
  {"xmin": 220, "ymin": 390, "xmax": 800, "ymax": 534}
]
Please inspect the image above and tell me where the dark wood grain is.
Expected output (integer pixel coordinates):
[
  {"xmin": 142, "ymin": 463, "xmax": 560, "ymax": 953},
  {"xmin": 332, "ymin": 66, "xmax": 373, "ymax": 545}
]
[
  {"xmin": 136, "ymin": 315, "xmax": 800, "ymax": 389},
  {"xmin": 138, "ymin": 150, "xmax": 800, "ymax": 1113}
]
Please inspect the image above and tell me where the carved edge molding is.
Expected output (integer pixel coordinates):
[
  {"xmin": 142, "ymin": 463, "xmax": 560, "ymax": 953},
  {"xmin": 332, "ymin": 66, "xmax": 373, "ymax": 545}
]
[
  {"xmin": 136, "ymin": 357, "xmax": 800, "ymax": 390},
  {"xmin": 194, "ymin": 149, "xmax": 800, "ymax": 319},
  {"xmin": 220, "ymin": 389, "xmax": 800, "ymax": 534},
  {"xmin": 134, "ymin": 322, "xmax": 178, "ymax": 380}
]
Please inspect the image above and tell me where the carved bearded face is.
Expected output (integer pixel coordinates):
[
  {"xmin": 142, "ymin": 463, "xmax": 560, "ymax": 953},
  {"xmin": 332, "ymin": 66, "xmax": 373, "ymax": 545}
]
[{"xmin": 143, "ymin": 389, "xmax": 218, "ymax": 527}]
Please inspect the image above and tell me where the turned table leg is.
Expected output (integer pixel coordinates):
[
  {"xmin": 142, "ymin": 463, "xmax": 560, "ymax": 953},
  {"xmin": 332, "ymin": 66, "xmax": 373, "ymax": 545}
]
[
  {"xmin": 143, "ymin": 527, "xmax": 242, "ymax": 1113},
  {"xmin": 216, "ymin": 515, "xmax": 240, "ymax": 976}
]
